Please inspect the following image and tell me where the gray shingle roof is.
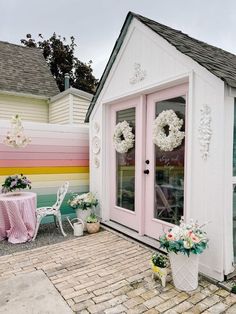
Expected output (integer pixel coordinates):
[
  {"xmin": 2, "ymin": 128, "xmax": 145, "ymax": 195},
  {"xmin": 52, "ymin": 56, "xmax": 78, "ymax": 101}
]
[
  {"xmin": 85, "ymin": 12, "xmax": 236, "ymax": 122},
  {"xmin": 0, "ymin": 41, "xmax": 59, "ymax": 97},
  {"xmin": 134, "ymin": 13, "xmax": 236, "ymax": 88}
]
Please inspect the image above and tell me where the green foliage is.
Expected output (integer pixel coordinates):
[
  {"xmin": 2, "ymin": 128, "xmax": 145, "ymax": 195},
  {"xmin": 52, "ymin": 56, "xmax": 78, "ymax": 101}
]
[
  {"xmin": 21, "ymin": 33, "xmax": 98, "ymax": 93},
  {"xmin": 151, "ymin": 252, "xmax": 168, "ymax": 268},
  {"xmin": 159, "ymin": 235, "xmax": 208, "ymax": 256},
  {"xmin": 231, "ymin": 286, "xmax": 236, "ymax": 294},
  {"xmin": 86, "ymin": 213, "xmax": 98, "ymax": 223}
]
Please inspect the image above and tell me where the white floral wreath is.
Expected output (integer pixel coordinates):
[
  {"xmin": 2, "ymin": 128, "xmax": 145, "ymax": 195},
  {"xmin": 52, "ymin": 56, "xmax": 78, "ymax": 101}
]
[
  {"xmin": 153, "ymin": 109, "xmax": 185, "ymax": 151},
  {"xmin": 113, "ymin": 120, "xmax": 135, "ymax": 154}
]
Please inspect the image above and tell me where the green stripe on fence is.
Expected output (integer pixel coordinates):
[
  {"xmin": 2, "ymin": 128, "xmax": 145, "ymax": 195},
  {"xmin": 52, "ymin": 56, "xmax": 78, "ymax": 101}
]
[{"xmin": 37, "ymin": 193, "xmax": 79, "ymax": 224}]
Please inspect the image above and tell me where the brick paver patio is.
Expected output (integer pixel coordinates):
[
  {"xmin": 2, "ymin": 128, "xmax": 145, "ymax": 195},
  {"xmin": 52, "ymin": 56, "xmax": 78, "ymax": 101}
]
[{"xmin": 0, "ymin": 229, "xmax": 236, "ymax": 313}]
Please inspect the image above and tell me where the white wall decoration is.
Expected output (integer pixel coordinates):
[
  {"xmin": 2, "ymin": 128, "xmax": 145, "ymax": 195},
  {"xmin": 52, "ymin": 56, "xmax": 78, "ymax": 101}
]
[
  {"xmin": 198, "ymin": 104, "xmax": 212, "ymax": 160},
  {"xmin": 113, "ymin": 120, "xmax": 135, "ymax": 154},
  {"xmin": 129, "ymin": 63, "xmax": 146, "ymax": 84},
  {"xmin": 92, "ymin": 136, "xmax": 101, "ymax": 154},
  {"xmin": 94, "ymin": 156, "xmax": 100, "ymax": 168},
  {"xmin": 153, "ymin": 109, "xmax": 185, "ymax": 151},
  {"xmin": 93, "ymin": 121, "xmax": 100, "ymax": 134},
  {"xmin": 4, "ymin": 114, "xmax": 31, "ymax": 148}
]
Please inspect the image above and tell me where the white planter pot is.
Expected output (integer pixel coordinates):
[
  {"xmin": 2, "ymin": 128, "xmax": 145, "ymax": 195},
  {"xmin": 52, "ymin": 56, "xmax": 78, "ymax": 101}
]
[
  {"xmin": 76, "ymin": 208, "xmax": 91, "ymax": 231},
  {"xmin": 168, "ymin": 252, "xmax": 199, "ymax": 291}
]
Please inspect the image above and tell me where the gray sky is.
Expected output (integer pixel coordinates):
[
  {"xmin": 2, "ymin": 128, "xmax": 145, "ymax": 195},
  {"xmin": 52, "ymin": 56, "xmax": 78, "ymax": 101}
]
[{"xmin": 1, "ymin": 0, "xmax": 236, "ymax": 79}]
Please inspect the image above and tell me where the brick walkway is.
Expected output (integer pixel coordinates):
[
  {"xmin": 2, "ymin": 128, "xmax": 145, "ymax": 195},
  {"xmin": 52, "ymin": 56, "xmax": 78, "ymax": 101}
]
[{"xmin": 0, "ymin": 230, "xmax": 236, "ymax": 313}]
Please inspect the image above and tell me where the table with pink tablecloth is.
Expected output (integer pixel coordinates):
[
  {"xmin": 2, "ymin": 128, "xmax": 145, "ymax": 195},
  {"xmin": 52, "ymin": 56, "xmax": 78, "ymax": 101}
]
[{"xmin": 0, "ymin": 192, "xmax": 36, "ymax": 243}]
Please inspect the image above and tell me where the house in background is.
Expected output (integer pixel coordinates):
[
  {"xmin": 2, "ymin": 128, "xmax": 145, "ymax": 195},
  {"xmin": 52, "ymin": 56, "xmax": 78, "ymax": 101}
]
[
  {"xmin": 0, "ymin": 41, "xmax": 92, "ymax": 124},
  {"xmin": 86, "ymin": 12, "xmax": 236, "ymax": 281},
  {"xmin": 0, "ymin": 41, "xmax": 59, "ymax": 123},
  {"xmin": 0, "ymin": 41, "xmax": 90, "ymax": 219}
]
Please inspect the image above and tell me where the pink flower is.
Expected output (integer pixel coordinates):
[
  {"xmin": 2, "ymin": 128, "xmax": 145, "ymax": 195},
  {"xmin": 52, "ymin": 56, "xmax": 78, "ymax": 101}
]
[
  {"xmin": 166, "ymin": 233, "xmax": 175, "ymax": 241},
  {"xmin": 190, "ymin": 234, "xmax": 200, "ymax": 243}
]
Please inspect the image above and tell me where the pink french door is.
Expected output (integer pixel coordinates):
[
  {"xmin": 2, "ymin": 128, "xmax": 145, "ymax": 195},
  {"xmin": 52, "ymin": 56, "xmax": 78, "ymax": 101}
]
[
  {"xmin": 144, "ymin": 84, "xmax": 188, "ymax": 239},
  {"xmin": 110, "ymin": 83, "xmax": 188, "ymax": 238},
  {"xmin": 110, "ymin": 97, "xmax": 142, "ymax": 231}
]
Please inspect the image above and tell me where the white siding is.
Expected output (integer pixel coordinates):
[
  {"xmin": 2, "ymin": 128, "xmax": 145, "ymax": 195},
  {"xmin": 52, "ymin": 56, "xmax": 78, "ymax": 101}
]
[
  {"xmin": 49, "ymin": 94, "xmax": 70, "ymax": 124},
  {"xmin": 0, "ymin": 94, "xmax": 48, "ymax": 123},
  {"xmin": 72, "ymin": 95, "xmax": 90, "ymax": 124}
]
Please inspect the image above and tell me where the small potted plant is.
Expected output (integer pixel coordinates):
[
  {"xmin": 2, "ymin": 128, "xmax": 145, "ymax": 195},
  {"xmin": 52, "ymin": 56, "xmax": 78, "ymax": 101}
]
[
  {"xmin": 86, "ymin": 213, "xmax": 100, "ymax": 234},
  {"xmin": 151, "ymin": 252, "xmax": 169, "ymax": 287},
  {"xmin": 68, "ymin": 192, "xmax": 98, "ymax": 230},
  {"xmin": 159, "ymin": 218, "xmax": 209, "ymax": 291}
]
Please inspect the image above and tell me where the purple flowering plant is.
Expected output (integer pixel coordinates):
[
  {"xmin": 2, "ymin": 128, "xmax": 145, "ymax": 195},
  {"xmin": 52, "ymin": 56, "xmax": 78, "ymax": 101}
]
[{"xmin": 1, "ymin": 174, "xmax": 31, "ymax": 193}]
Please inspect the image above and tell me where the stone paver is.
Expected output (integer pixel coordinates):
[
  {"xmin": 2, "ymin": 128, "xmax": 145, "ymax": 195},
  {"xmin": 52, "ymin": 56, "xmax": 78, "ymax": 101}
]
[{"xmin": 0, "ymin": 230, "xmax": 236, "ymax": 313}]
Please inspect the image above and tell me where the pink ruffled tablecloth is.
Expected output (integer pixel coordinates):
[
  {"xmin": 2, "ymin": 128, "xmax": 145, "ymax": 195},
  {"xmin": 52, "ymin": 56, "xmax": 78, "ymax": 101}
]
[{"xmin": 0, "ymin": 192, "xmax": 36, "ymax": 243}]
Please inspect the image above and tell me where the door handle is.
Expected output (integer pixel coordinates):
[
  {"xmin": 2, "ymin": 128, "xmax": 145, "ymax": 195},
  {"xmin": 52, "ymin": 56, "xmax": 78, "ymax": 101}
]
[{"xmin": 144, "ymin": 169, "xmax": 149, "ymax": 174}]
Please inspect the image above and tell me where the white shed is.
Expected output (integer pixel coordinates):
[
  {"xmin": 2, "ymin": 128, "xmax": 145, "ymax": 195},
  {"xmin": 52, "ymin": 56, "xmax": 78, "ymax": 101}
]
[{"xmin": 85, "ymin": 12, "xmax": 236, "ymax": 281}]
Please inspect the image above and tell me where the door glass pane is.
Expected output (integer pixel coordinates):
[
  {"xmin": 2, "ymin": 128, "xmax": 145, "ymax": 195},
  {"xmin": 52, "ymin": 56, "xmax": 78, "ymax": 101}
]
[
  {"xmin": 116, "ymin": 108, "xmax": 135, "ymax": 211},
  {"xmin": 154, "ymin": 97, "xmax": 185, "ymax": 225}
]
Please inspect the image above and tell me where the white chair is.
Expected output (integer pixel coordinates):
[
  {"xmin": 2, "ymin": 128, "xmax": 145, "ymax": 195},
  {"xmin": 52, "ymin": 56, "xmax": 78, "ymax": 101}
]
[
  {"xmin": 155, "ymin": 184, "xmax": 178, "ymax": 224},
  {"xmin": 32, "ymin": 182, "xmax": 69, "ymax": 241}
]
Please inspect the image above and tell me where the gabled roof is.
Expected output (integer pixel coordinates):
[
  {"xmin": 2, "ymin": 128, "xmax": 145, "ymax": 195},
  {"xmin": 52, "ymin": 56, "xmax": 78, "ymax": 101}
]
[
  {"xmin": 85, "ymin": 12, "xmax": 236, "ymax": 122},
  {"xmin": 0, "ymin": 41, "xmax": 59, "ymax": 98}
]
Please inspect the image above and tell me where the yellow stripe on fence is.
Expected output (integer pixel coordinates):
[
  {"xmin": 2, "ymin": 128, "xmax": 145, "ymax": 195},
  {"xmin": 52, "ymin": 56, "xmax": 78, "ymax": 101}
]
[{"xmin": 0, "ymin": 166, "xmax": 89, "ymax": 175}]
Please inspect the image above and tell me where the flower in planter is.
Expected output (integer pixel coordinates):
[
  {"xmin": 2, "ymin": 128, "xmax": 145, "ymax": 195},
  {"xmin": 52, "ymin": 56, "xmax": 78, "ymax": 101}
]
[
  {"xmin": 151, "ymin": 252, "xmax": 169, "ymax": 268},
  {"xmin": 159, "ymin": 218, "xmax": 209, "ymax": 256},
  {"xmin": 86, "ymin": 213, "xmax": 100, "ymax": 234},
  {"xmin": 1, "ymin": 174, "xmax": 31, "ymax": 193},
  {"xmin": 159, "ymin": 219, "xmax": 209, "ymax": 291},
  {"xmin": 67, "ymin": 192, "xmax": 98, "ymax": 210},
  {"xmin": 86, "ymin": 213, "xmax": 99, "ymax": 223},
  {"xmin": 151, "ymin": 252, "xmax": 169, "ymax": 287}
]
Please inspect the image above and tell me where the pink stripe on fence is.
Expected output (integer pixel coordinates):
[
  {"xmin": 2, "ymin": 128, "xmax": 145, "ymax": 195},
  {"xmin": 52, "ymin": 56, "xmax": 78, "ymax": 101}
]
[
  {"xmin": 0, "ymin": 144, "xmax": 89, "ymax": 154},
  {"xmin": 29, "ymin": 138, "xmax": 89, "ymax": 146},
  {"xmin": 0, "ymin": 159, "xmax": 89, "ymax": 167},
  {"xmin": 1, "ymin": 152, "xmax": 89, "ymax": 160}
]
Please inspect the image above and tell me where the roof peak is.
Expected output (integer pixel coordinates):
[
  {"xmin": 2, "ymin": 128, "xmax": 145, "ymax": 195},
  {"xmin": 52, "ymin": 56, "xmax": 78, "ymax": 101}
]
[
  {"xmin": 130, "ymin": 12, "xmax": 236, "ymax": 58},
  {"xmin": 85, "ymin": 11, "xmax": 236, "ymax": 121}
]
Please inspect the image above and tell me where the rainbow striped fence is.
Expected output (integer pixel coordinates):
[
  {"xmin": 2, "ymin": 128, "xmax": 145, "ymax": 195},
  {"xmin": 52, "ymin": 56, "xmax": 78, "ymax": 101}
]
[{"xmin": 0, "ymin": 120, "xmax": 89, "ymax": 222}]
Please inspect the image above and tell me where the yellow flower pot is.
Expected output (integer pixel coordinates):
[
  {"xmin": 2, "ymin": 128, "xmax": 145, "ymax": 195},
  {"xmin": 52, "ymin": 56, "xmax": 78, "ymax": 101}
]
[{"xmin": 151, "ymin": 261, "xmax": 168, "ymax": 287}]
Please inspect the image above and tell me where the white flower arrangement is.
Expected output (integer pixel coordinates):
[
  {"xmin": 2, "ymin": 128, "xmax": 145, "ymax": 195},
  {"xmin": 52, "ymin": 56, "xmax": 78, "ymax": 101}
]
[
  {"xmin": 159, "ymin": 219, "xmax": 209, "ymax": 256},
  {"xmin": 68, "ymin": 192, "xmax": 98, "ymax": 210},
  {"xmin": 113, "ymin": 120, "xmax": 135, "ymax": 154},
  {"xmin": 152, "ymin": 109, "xmax": 185, "ymax": 151}
]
